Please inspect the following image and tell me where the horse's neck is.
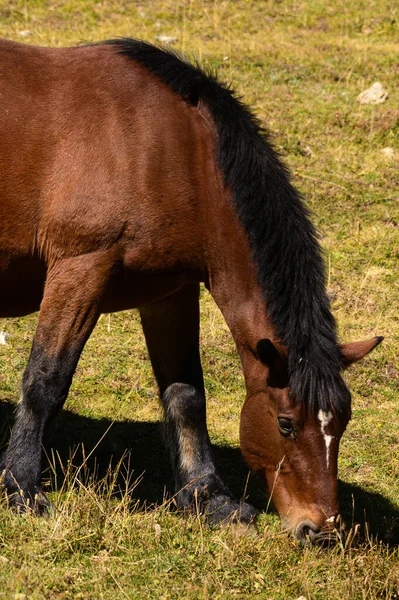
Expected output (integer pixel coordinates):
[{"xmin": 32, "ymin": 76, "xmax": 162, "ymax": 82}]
[
  {"xmin": 205, "ymin": 201, "xmax": 275, "ymax": 364},
  {"xmin": 209, "ymin": 265, "xmax": 272, "ymax": 393}
]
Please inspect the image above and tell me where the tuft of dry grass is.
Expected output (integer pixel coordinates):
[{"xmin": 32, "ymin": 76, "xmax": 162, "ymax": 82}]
[{"xmin": 0, "ymin": 451, "xmax": 398, "ymax": 599}]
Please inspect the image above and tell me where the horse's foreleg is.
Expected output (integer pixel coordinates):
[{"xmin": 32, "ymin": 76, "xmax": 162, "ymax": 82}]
[
  {"xmin": 1, "ymin": 252, "xmax": 112, "ymax": 512},
  {"xmin": 162, "ymin": 383, "xmax": 256, "ymax": 524},
  {"xmin": 139, "ymin": 283, "xmax": 256, "ymax": 525}
]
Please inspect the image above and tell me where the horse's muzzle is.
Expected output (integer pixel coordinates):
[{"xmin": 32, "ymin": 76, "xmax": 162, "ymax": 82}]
[{"xmin": 294, "ymin": 515, "xmax": 344, "ymax": 545}]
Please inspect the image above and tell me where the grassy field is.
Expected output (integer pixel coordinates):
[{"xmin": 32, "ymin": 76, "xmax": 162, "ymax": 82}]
[{"xmin": 0, "ymin": 0, "xmax": 398, "ymax": 598}]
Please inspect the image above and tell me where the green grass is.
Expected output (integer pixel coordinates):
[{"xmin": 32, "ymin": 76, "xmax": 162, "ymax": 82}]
[{"xmin": 0, "ymin": 0, "xmax": 398, "ymax": 598}]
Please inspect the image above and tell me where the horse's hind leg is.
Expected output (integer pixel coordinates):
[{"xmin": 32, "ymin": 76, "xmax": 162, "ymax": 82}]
[
  {"xmin": 1, "ymin": 253, "xmax": 113, "ymax": 511},
  {"xmin": 139, "ymin": 283, "xmax": 256, "ymax": 525}
]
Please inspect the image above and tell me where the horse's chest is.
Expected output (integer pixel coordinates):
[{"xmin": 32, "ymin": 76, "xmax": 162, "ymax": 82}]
[{"xmin": 0, "ymin": 255, "xmax": 46, "ymax": 317}]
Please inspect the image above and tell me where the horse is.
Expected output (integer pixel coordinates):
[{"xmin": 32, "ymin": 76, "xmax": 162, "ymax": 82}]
[{"xmin": 0, "ymin": 37, "xmax": 382, "ymax": 543}]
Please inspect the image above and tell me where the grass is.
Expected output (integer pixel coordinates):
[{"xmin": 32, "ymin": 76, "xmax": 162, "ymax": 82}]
[{"xmin": 0, "ymin": 0, "xmax": 398, "ymax": 598}]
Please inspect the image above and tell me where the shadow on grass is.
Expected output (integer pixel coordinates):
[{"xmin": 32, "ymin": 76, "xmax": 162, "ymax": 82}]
[{"xmin": 1, "ymin": 399, "xmax": 398, "ymax": 545}]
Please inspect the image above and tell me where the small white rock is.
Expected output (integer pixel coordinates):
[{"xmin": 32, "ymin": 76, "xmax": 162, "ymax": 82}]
[
  {"xmin": 0, "ymin": 331, "xmax": 11, "ymax": 345},
  {"xmin": 155, "ymin": 35, "xmax": 178, "ymax": 44},
  {"xmin": 18, "ymin": 30, "xmax": 31, "ymax": 38},
  {"xmin": 357, "ymin": 82, "xmax": 388, "ymax": 104},
  {"xmin": 381, "ymin": 147, "xmax": 396, "ymax": 159}
]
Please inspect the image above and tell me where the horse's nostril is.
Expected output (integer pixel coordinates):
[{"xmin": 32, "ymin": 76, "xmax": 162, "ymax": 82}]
[
  {"xmin": 295, "ymin": 520, "xmax": 320, "ymax": 543},
  {"xmin": 295, "ymin": 516, "xmax": 343, "ymax": 546}
]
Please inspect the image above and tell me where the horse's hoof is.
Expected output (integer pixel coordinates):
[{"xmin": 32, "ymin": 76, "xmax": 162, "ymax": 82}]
[
  {"xmin": 33, "ymin": 491, "xmax": 56, "ymax": 516},
  {"xmin": 204, "ymin": 494, "xmax": 257, "ymax": 526},
  {"xmin": 6, "ymin": 489, "xmax": 55, "ymax": 516}
]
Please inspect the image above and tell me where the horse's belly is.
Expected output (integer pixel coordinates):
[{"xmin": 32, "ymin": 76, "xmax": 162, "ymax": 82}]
[
  {"xmin": 101, "ymin": 269, "xmax": 199, "ymax": 313},
  {"xmin": 0, "ymin": 256, "xmax": 46, "ymax": 317}
]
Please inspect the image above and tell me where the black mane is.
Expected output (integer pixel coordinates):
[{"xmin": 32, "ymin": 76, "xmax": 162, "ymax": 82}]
[{"xmin": 105, "ymin": 38, "xmax": 351, "ymax": 415}]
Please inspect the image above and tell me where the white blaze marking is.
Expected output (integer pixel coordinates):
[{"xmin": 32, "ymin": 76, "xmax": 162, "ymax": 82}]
[{"xmin": 318, "ymin": 410, "xmax": 333, "ymax": 469}]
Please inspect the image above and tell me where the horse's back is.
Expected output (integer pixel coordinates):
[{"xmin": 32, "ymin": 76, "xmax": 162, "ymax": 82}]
[{"xmin": 0, "ymin": 40, "xmax": 220, "ymax": 315}]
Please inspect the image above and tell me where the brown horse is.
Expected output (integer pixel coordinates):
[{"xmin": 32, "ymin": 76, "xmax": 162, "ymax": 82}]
[{"xmin": 0, "ymin": 38, "xmax": 382, "ymax": 542}]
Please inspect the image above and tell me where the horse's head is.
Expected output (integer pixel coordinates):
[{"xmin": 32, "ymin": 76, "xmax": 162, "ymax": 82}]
[{"xmin": 240, "ymin": 336, "xmax": 382, "ymax": 543}]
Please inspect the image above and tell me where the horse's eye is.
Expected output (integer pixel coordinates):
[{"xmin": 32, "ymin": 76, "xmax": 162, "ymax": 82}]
[{"xmin": 277, "ymin": 417, "xmax": 295, "ymax": 437}]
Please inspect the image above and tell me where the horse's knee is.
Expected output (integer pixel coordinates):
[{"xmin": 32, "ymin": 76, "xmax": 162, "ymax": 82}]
[
  {"xmin": 163, "ymin": 383, "xmax": 206, "ymax": 428},
  {"xmin": 21, "ymin": 355, "xmax": 70, "ymax": 420}
]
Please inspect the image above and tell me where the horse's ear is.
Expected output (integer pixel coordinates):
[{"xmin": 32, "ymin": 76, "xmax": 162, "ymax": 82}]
[
  {"xmin": 257, "ymin": 339, "xmax": 288, "ymax": 387},
  {"xmin": 257, "ymin": 339, "xmax": 281, "ymax": 365},
  {"xmin": 340, "ymin": 336, "xmax": 384, "ymax": 368}
]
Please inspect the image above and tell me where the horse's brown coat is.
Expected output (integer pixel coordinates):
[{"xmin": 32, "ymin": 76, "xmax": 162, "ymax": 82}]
[{"xmin": 0, "ymin": 39, "xmax": 382, "ymax": 538}]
